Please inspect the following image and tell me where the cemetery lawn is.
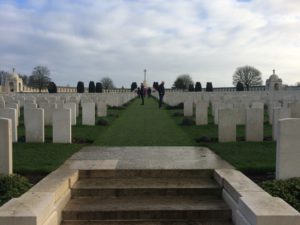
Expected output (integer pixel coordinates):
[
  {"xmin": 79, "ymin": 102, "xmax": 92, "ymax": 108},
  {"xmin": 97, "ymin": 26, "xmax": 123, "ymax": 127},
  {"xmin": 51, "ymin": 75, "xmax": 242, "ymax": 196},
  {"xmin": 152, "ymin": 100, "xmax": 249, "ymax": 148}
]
[
  {"xmin": 14, "ymin": 98, "xmax": 276, "ymax": 176},
  {"xmin": 168, "ymin": 106, "xmax": 276, "ymax": 174},
  {"xmin": 15, "ymin": 107, "xmax": 127, "ymax": 175},
  {"xmin": 94, "ymin": 98, "xmax": 194, "ymax": 146}
]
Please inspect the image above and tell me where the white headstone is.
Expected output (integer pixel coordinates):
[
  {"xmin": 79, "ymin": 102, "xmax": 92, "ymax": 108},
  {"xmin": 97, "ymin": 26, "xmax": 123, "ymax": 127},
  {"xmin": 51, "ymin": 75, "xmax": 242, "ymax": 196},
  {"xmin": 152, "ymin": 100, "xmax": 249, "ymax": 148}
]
[
  {"xmin": 246, "ymin": 108, "xmax": 264, "ymax": 142},
  {"xmin": 97, "ymin": 102, "xmax": 107, "ymax": 117},
  {"xmin": 184, "ymin": 99, "xmax": 193, "ymax": 117},
  {"xmin": 64, "ymin": 103, "xmax": 77, "ymax": 125},
  {"xmin": 0, "ymin": 118, "xmax": 12, "ymax": 175},
  {"xmin": 0, "ymin": 108, "xmax": 18, "ymax": 142},
  {"xmin": 41, "ymin": 103, "xmax": 57, "ymax": 126},
  {"xmin": 53, "ymin": 109, "xmax": 72, "ymax": 143},
  {"xmin": 276, "ymin": 118, "xmax": 300, "ymax": 179},
  {"xmin": 272, "ymin": 107, "xmax": 291, "ymax": 141},
  {"xmin": 25, "ymin": 108, "xmax": 44, "ymax": 143},
  {"xmin": 195, "ymin": 102, "xmax": 208, "ymax": 125},
  {"xmin": 218, "ymin": 108, "xmax": 236, "ymax": 142},
  {"xmin": 82, "ymin": 103, "xmax": 95, "ymax": 126}
]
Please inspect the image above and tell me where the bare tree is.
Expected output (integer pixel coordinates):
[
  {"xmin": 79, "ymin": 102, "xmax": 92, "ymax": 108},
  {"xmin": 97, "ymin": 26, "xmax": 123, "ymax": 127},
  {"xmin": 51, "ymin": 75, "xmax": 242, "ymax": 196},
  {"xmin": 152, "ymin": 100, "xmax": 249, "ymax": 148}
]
[
  {"xmin": 100, "ymin": 77, "xmax": 115, "ymax": 90},
  {"xmin": 28, "ymin": 66, "xmax": 51, "ymax": 92},
  {"xmin": 233, "ymin": 65, "xmax": 262, "ymax": 91},
  {"xmin": 173, "ymin": 74, "xmax": 194, "ymax": 90}
]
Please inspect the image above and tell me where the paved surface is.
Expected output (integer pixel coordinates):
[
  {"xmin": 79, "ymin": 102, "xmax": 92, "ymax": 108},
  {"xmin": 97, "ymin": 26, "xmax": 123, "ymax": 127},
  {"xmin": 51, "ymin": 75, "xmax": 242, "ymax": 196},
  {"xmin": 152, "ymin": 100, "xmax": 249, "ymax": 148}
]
[{"xmin": 67, "ymin": 146, "xmax": 233, "ymax": 170}]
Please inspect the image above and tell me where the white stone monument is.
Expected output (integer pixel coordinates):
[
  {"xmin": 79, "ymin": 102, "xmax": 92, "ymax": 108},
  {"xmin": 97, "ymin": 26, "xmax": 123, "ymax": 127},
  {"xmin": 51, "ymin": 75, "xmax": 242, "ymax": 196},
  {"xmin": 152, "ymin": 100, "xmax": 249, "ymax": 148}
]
[
  {"xmin": 0, "ymin": 108, "xmax": 18, "ymax": 142},
  {"xmin": 82, "ymin": 102, "xmax": 95, "ymax": 126},
  {"xmin": 184, "ymin": 99, "xmax": 193, "ymax": 117},
  {"xmin": 218, "ymin": 108, "xmax": 236, "ymax": 142},
  {"xmin": 246, "ymin": 108, "xmax": 264, "ymax": 142},
  {"xmin": 0, "ymin": 118, "xmax": 12, "ymax": 175},
  {"xmin": 97, "ymin": 102, "xmax": 107, "ymax": 117},
  {"xmin": 53, "ymin": 109, "xmax": 72, "ymax": 143},
  {"xmin": 25, "ymin": 108, "xmax": 45, "ymax": 143},
  {"xmin": 64, "ymin": 103, "xmax": 77, "ymax": 125},
  {"xmin": 195, "ymin": 102, "xmax": 208, "ymax": 125},
  {"xmin": 276, "ymin": 118, "xmax": 300, "ymax": 179}
]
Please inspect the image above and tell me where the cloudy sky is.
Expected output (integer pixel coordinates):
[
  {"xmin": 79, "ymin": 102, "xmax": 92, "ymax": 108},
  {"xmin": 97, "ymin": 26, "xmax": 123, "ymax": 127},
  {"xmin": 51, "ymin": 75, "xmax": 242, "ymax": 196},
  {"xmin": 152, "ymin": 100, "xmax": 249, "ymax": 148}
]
[{"xmin": 0, "ymin": 0, "xmax": 299, "ymax": 88}]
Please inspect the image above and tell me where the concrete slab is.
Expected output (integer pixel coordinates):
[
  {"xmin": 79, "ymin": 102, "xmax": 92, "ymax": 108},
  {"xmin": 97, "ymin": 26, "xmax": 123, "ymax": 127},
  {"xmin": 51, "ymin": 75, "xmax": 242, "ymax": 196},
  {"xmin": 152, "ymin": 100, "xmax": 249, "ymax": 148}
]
[{"xmin": 68, "ymin": 147, "xmax": 233, "ymax": 170}]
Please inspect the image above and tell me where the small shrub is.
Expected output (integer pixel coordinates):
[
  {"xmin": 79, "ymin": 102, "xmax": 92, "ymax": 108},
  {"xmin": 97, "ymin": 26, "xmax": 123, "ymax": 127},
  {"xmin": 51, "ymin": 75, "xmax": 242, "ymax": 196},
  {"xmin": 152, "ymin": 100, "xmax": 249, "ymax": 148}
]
[
  {"xmin": 195, "ymin": 82, "xmax": 202, "ymax": 92},
  {"xmin": 88, "ymin": 81, "xmax": 96, "ymax": 93},
  {"xmin": 166, "ymin": 103, "xmax": 184, "ymax": 110},
  {"xmin": 261, "ymin": 178, "xmax": 300, "ymax": 212},
  {"xmin": 97, "ymin": 118, "xmax": 110, "ymax": 126},
  {"xmin": 196, "ymin": 136, "xmax": 216, "ymax": 143},
  {"xmin": 48, "ymin": 82, "xmax": 57, "ymax": 93},
  {"xmin": 236, "ymin": 81, "xmax": 244, "ymax": 91},
  {"xmin": 188, "ymin": 84, "xmax": 195, "ymax": 92},
  {"xmin": 109, "ymin": 112, "xmax": 119, "ymax": 118},
  {"xmin": 96, "ymin": 82, "xmax": 103, "ymax": 93},
  {"xmin": 206, "ymin": 82, "xmax": 213, "ymax": 92},
  {"xmin": 0, "ymin": 174, "xmax": 31, "ymax": 206},
  {"xmin": 181, "ymin": 118, "xmax": 195, "ymax": 126},
  {"xmin": 109, "ymin": 106, "xmax": 126, "ymax": 110},
  {"xmin": 173, "ymin": 112, "xmax": 184, "ymax": 117},
  {"xmin": 77, "ymin": 81, "xmax": 85, "ymax": 93}
]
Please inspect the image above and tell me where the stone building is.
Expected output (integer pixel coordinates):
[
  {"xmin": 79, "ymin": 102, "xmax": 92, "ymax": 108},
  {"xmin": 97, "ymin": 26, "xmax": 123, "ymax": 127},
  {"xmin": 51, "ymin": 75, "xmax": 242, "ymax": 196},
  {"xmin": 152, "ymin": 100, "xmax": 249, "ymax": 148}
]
[
  {"xmin": 266, "ymin": 69, "xmax": 283, "ymax": 91},
  {"xmin": 1, "ymin": 68, "xmax": 24, "ymax": 92}
]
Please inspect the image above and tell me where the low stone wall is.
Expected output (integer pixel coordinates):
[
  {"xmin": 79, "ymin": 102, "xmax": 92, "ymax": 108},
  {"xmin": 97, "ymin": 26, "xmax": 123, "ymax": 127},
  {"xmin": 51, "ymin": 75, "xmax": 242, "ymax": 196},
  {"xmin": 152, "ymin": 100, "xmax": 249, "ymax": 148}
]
[
  {"xmin": 0, "ymin": 162, "xmax": 79, "ymax": 225},
  {"xmin": 214, "ymin": 169, "xmax": 300, "ymax": 225}
]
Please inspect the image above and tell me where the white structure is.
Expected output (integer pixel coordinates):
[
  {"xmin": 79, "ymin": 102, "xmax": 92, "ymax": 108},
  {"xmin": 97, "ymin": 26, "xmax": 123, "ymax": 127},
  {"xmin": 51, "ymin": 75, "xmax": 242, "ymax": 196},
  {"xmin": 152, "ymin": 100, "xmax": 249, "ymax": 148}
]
[
  {"xmin": 1, "ymin": 68, "xmax": 24, "ymax": 93},
  {"xmin": 246, "ymin": 108, "xmax": 264, "ymax": 142},
  {"xmin": 82, "ymin": 103, "xmax": 96, "ymax": 126},
  {"xmin": 25, "ymin": 108, "xmax": 45, "ymax": 143},
  {"xmin": 276, "ymin": 118, "xmax": 300, "ymax": 180},
  {"xmin": 53, "ymin": 109, "xmax": 72, "ymax": 143},
  {"xmin": 0, "ymin": 108, "xmax": 18, "ymax": 142},
  {"xmin": 218, "ymin": 108, "xmax": 236, "ymax": 142},
  {"xmin": 0, "ymin": 118, "xmax": 12, "ymax": 175},
  {"xmin": 265, "ymin": 69, "xmax": 283, "ymax": 91}
]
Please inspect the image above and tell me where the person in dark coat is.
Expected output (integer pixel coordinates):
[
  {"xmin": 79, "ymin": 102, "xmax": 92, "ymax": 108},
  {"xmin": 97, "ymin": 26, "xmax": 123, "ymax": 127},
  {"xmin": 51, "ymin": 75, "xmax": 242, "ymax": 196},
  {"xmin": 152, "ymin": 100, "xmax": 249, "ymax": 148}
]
[
  {"xmin": 140, "ymin": 83, "xmax": 145, "ymax": 105},
  {"xmin": 158, "ymin": 81, "xmax": 165, "ymax": 108},
  {"xmin": 137, "ymin": 87, "xmax": 141, "ymax": 98},
  {"xmin": 147, "ymin": 87, "xmax": 152, "ymax": 98}
]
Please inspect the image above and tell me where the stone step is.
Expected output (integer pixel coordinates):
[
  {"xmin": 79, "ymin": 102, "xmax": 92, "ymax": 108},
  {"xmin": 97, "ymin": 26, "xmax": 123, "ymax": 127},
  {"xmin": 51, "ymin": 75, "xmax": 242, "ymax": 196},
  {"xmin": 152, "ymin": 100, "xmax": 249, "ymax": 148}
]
[
  {"xmin": 61, "ymin": 221, "xmax": 234, "ymax": 225},
  {"xmin": 79, "ymin": 169, "xmax": 213, "ymax": 179},
  {"xmin": 71, "ymin": 177, "xmax": 221, "ymax": 197},
  {"xmin": 62, "ymin": 195, "xmax": 231, "ymax": 221}
]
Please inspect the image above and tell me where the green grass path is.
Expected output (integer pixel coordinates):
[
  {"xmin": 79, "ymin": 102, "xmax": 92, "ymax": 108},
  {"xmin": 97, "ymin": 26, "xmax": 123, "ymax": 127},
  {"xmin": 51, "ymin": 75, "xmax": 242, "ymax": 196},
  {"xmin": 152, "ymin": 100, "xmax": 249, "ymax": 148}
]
[{"xmin": 95, "ymin": 98, "xmax": 194, "ymax": 146}]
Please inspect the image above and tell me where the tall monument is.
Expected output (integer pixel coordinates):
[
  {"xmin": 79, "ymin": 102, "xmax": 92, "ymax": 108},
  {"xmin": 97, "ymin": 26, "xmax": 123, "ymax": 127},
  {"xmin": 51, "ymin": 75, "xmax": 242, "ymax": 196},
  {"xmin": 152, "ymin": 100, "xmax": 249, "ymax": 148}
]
[{"xmin": 143, "ymin": 69, "xmax": 148, "ymax": 87}]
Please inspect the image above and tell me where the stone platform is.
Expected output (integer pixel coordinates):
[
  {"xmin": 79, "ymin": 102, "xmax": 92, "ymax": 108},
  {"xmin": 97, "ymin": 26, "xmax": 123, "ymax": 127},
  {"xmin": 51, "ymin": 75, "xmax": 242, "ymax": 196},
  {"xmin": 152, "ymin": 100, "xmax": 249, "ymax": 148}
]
[
  {"xmin": 67, "ymin": 146, "xmax": 233, "ymax": 170},
  {"xmin": 1, "ymin": 147, "xmax": 299, "ymax": 225}
]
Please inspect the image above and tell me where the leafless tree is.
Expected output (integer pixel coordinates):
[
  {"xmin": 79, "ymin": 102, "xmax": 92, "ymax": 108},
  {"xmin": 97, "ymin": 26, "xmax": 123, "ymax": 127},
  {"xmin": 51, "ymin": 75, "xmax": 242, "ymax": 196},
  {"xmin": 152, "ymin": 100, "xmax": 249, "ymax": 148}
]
[
  {"xmin": 100, "ymin": 77, "xmax": 115, "ymax": 90},
  {"xmin": 29, "ymin": 66, "xmax": 51, "ymax": 92},
  {"xmin": 233, "ymin": 65, "xmax": 262, "ymax": 91}
]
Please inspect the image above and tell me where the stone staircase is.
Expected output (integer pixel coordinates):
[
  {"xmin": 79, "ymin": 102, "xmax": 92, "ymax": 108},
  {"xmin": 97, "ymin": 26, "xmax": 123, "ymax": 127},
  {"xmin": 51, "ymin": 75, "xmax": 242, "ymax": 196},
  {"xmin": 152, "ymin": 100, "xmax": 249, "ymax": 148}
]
[{"xmin": 61, "ymin": 169, "xmax": 233, "ymax": 225}]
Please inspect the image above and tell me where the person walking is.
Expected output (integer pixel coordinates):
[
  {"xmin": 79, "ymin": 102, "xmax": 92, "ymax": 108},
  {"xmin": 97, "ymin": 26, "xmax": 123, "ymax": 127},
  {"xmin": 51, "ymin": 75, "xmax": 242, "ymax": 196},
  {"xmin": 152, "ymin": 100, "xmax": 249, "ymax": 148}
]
[
  {"xmin": 158, "ymin": 81, "xmax": 165, "ymax": 108},
  {"xmin": 137, "ymin": 87, "xmax": 141, "ymax": 98},
  {"xmin": 147, "ymin": 87, "xmax": 152, "ymax": 98},
  {"xmin": 140, "ymin": 83, "xmax": 145, "ymax": 105}
]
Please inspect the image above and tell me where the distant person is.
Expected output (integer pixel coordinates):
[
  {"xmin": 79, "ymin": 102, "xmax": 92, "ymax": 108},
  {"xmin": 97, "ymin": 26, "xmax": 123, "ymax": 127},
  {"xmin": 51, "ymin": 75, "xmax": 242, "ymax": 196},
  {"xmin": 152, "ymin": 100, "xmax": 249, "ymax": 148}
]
[
  {"xmin": 158, "ymin": 81, "xmax": 165, "ymax": 108},
  {"xmin": 140, "ymin": 83, "xmax": 145, "ymax": 105},
  {"xmin": 137, "ymin": 87, "xmax": 141, "ymax": 98},
  {"xmin": 147, "ymin": 87, "xmax": 152, "ymax": 98}
]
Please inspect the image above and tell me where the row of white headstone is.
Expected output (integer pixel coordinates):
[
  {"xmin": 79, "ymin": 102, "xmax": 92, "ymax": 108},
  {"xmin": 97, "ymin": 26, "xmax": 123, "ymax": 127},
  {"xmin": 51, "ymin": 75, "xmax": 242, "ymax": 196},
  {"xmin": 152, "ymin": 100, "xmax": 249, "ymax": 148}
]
[
  {"xmin": 182, "ymin": 97, "xmax": 300, "ymax": 143},
  {"xmin": 0, "ymin": 92, "xmax": 136, "ymax": 143}
]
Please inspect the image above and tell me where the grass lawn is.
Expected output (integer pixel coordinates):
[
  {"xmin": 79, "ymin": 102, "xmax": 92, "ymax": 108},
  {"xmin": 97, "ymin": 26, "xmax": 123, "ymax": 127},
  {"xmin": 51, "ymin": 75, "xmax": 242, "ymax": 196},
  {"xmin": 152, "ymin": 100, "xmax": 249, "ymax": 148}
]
[
  {"xmin": 14, "ymin": 97, "xmax": 276, "ymax": 175},
  {"xmin": 14, "ymin": 106, "xmax": 127, "ymax": 175},
  {"xmin": 95, "ymin": 97, "xmax": 194, "ymax": 146},
  {"xmin": 167, "ymin": 105, "xmax": 276, "ymax": 174}
]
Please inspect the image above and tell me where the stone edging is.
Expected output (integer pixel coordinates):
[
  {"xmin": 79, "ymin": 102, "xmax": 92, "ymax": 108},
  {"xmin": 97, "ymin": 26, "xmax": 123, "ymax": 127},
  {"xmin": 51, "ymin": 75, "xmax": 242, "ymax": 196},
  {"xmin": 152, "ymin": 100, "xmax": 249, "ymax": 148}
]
[{"xmin": 214, "ymin": 169, "xmax": 300, "ymax": 225}]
